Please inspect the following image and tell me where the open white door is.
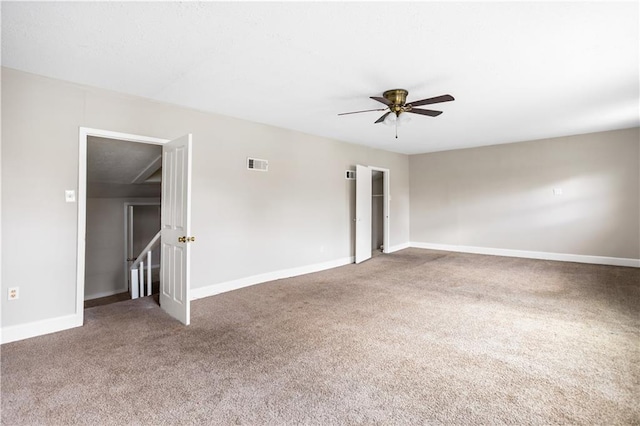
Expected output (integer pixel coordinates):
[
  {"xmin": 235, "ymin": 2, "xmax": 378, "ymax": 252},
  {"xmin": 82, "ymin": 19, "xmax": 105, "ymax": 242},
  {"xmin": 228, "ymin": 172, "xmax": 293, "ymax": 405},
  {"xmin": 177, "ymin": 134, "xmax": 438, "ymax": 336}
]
[
  {"xmin": 160, "ymin": 134, "xmax": 192, "ymax": 325},
  {"xmin": 355, "ymin": 164, "xmax": 372, "ymax": 264}
]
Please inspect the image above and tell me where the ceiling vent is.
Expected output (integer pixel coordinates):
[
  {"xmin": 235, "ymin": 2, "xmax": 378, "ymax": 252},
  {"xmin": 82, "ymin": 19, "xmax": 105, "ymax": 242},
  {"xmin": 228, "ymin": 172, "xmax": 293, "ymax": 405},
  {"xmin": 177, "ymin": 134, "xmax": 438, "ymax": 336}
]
[
  {"xmin": 345, "ymin": 170, "xmax": 356, "ymax": 180},
  {"xmin": 247, "ymin": 157, "xmax": 268, "ymax": 172}
]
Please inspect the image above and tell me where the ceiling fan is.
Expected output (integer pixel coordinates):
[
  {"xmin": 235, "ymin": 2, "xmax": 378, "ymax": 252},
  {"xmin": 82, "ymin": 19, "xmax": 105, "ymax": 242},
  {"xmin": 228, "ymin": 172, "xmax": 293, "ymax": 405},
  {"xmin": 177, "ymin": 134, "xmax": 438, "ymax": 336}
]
[{"xmin": 338, "ymin": 89, "xmax": 454, "ymax": 138}]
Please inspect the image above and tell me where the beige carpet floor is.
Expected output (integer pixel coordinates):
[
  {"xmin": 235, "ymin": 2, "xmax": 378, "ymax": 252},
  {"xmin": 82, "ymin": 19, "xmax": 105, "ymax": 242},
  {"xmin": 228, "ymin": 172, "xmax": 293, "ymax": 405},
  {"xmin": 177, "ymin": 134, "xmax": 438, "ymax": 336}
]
[{"xmin": 1, "ymin": 248, "xmax": 638, "ymax": 425}]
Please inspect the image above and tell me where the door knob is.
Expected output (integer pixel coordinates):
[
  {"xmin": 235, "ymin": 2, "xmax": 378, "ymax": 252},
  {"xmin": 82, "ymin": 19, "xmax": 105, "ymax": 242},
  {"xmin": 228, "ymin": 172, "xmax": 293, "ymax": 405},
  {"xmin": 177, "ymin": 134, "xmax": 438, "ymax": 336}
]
[{"xmin": 178, "ymin": 236, "xmax": 195, "ymax": 243}]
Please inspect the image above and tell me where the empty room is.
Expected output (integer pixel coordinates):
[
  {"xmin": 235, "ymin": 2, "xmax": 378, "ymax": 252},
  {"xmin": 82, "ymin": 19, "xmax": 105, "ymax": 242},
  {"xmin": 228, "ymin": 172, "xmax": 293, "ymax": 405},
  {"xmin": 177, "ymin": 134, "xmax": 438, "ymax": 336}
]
[{"xmin": 1, "ymin": 2, "xmax": 638, "ymax": 425}]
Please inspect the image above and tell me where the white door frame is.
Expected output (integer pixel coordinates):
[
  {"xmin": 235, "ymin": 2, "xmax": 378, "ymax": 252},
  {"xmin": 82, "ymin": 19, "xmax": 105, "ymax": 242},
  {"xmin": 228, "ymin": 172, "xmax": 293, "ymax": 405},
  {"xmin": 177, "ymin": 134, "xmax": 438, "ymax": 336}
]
[
  {"xmin": 370, "ymin": 166, "xmax": 390, "ymax": 254},
  {"xmin": 76, "ymin": 128, "xmax": 169, "ymax": 322},
  {"xmin": 355, "ymin": 165, "xmax": 391, "ymax": 264},
  {"xmin": 123, "ymin": 201, "xmax": 161, "ymax": 294}
]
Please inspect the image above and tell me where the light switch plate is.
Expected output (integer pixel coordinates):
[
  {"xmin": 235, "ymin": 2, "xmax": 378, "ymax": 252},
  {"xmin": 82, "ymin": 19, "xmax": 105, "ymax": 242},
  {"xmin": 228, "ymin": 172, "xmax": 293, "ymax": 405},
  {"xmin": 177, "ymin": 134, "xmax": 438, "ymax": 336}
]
[
  {"xmin": 553, "ymin": 188, "xmax": 563, "ymax": 196},
  {"xmin": 65, "ymin": 190, "xmax": 76, "ymax": 202}
]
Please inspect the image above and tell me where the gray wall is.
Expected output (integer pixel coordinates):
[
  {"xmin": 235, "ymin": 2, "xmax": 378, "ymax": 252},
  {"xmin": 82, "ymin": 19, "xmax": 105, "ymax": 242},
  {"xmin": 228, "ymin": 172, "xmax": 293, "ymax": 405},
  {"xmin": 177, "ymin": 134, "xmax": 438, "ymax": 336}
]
[
  {"xmin": 4, "ymin": 66, "xmax": 636, "ymax": 334},
  {"xmin": 84, "ymin": 198, "xmax": 160, "ymax": 300},
  {"xmin": 410, "ymin": 128, "xmax": 640, "ymax": 259},
  {"xmin": 1, "ymin": 68, "xmax": 410, "ymax": 328},
  {"xmin": 132, "ymin": 204, "xmax": 161, "ymax": 266}
]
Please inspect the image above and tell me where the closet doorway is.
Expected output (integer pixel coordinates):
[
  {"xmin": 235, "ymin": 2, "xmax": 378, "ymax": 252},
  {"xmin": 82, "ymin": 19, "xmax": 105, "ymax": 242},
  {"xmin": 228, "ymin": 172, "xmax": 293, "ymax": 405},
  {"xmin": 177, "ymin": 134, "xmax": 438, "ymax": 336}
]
[
  {"xmin": 355, "ymin": 165, "xmax": 390, "ymax": 264},
  {"xmin": 371, "ymin": 170, "xmax": 385, "ymax": 255}
]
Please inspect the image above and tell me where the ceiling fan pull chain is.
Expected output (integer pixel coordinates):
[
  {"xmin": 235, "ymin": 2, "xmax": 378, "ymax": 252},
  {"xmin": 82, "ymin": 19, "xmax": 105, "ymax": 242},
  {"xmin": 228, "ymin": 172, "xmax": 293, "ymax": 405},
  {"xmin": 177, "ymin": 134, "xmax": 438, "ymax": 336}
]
[{"xmin": 395, "ymin": 121, "xmax": 398, "ymax": 139}]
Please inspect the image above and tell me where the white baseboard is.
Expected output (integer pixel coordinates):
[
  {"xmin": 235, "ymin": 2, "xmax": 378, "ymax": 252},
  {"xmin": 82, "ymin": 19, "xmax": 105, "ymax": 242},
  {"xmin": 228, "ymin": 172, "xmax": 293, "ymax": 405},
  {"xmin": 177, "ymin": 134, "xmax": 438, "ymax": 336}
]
[
  {"xmin": 84, "ymin": 287, "xmax": 129, "ymax": 301},
  {"xmin": 410, "ymin": 242, "xmax": 640, "ymax": 268},
  {"xmin": 191, "ymin": 256, "xmax": 355, "ymax": 301},
  {"xmin": 387, "ymin": 242, "xmax": 410, "ymax": 253},
  {"xmin": 1, "ymin": 313, "xmax": 82, "ymax": 345}
]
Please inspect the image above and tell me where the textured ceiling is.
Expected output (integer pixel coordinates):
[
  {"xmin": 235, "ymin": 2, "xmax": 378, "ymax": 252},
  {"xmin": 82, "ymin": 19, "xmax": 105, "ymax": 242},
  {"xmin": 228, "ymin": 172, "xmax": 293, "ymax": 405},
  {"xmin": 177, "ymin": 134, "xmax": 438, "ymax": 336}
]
[
  {"xmin": 2, "ymin": 2, "xmax": 638, "ymax": 154},
  {"xmin": 87, "ymin": 136, "xmax": 161, "ymax": 198}
]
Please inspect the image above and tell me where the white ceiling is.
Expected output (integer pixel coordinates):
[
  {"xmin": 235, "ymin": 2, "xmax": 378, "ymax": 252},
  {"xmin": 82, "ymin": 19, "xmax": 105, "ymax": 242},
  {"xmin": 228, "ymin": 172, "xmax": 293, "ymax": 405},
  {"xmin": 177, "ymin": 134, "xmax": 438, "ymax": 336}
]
[{"xmin": 2, "ymin": 2, "xmax": 638, "ymax": 154}]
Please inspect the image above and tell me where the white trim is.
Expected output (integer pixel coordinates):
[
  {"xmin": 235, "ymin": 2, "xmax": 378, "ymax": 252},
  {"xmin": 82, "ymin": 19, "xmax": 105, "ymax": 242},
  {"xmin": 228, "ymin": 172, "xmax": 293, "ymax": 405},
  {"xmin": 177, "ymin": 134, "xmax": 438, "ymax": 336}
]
[
  {"xmin": 76, "ymin": 129, "xmax": 88, "ymax": 325},
  {"xmin": 191, "ymin": 256, "xmax": 354, "ymax": 300},
  {"xmin": 80, "ymin": 127, "xmax": 170, "ymax": 145},
  {"xmin": 410, "ymin": 242, "xmax": 640, "ymax": 268},
  {"xmin": 387, "ymin": 242, "xmax": 411, "ymax": 253},
  {"xmin": 1, "ymin": 314, "xmax": 82, "ymax": 345},
  {"xmin": 77, "ymin": 128, "xmax": 169, "ymax": 336}
]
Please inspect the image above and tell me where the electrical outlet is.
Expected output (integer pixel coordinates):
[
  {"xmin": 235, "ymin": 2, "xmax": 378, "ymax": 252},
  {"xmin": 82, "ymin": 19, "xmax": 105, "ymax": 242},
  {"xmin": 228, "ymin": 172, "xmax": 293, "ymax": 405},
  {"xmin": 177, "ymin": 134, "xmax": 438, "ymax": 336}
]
[{"xmin": 8, "ymin": 287, "xmax": 19, "ymax": 300}]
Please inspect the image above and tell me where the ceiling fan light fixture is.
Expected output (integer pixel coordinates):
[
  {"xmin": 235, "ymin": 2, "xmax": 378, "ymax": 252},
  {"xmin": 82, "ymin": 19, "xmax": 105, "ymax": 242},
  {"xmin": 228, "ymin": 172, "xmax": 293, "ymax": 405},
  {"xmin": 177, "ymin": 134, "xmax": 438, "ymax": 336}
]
[
  {"xmin": 397, "ymin": 111, "xmax": 411, "ymax": 126},
  {"xmin": 383, "ymin": 112, "xmax": 397, "ymax": 126}
]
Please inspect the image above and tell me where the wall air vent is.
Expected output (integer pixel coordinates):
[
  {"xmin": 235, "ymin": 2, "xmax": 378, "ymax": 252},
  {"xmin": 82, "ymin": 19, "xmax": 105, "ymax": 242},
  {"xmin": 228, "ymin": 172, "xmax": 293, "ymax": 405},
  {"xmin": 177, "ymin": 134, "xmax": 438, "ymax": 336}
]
[
  {"xmin": 345, "ymin": 170, "xmax": 356, "ymax": 180},
  {"xmin": 247, "ymin": 157, "xmax": 268, "ymax": 172}
]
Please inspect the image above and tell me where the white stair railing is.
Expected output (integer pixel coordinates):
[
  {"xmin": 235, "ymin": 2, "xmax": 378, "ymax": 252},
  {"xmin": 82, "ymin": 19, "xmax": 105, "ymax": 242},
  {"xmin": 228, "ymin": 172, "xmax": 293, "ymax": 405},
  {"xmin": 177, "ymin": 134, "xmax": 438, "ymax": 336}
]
[{"xmin": 130, "ymin": 231, "xmax": 161, "ymax": 299}]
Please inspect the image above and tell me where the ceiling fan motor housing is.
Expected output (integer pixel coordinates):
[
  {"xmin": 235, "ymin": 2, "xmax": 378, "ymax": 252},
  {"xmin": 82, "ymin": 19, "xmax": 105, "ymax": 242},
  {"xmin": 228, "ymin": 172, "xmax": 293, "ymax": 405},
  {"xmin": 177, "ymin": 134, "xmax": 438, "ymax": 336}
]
[
  {"xmin": 382, "ymin": 89, "xmax": 408, "ymax": 105},
  {"xmin": 383, "ymin": 89, "xmax": 409, "ymax": 114}
]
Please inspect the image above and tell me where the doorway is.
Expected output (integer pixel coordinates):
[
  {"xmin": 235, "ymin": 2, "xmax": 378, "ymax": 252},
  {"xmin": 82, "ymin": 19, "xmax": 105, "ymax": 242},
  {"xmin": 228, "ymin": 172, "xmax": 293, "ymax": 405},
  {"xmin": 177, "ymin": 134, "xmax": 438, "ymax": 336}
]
[
  {"xmin": 77, "ymin": 128, "xmax": 193, "ymax": 326},
  {"xmin": 83, "ymin": 136, "xmax": 162, "ymax": 307},
  {"xmin": 355, "ymin": 165, "xmax": 390, "ymax": 264},
  {"xmin": 371, "ymin": 170, "xmax": 384, "ymax": 256}
]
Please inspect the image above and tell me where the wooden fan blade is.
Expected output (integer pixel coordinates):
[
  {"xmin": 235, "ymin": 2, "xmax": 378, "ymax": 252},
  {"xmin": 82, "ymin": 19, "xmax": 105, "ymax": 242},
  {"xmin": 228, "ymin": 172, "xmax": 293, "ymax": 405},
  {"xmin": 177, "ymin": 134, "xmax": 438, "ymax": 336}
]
[
  {"xmin": 407, "ymin": 94, "xmax": 454, "ymax": 107},
  {"xmin": 408, "ymin": 108, "xmax": 443, "ymax": 117},
  {"xmin": 370, "ymin": 96, "xmax": 392, "ymax": 106},
  {"xmin": 338, "ymin": 108, "xmax": 387, "ymax": 116},
  {"xmin": 375, "ymin": 112, "xmax": 391, "ymax": 123}
]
